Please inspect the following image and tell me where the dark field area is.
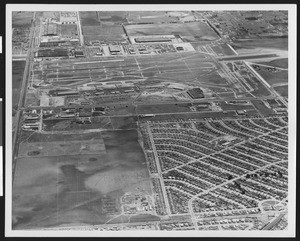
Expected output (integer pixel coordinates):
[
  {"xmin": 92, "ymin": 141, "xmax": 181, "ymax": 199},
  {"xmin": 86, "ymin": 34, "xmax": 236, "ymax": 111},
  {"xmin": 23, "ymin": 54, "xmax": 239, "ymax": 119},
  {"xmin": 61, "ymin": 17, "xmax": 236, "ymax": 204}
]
[
  {"xmin": 232, "ymin": 38, "xmax": 288, "ymax": 51},
  {"xmin": 137, "ymin": 103, "xmax": 192, "ymax": 115},
  {"xmin": 251, "ymin": 100, "xmax": 274, "ymax": 116},
  {"xmin": 12, "ymin": 61, "xmax": 26, "ymax": 107},
  {"xmin": 211, "ymin": 43, "xmax": 237, "ymax": 56},
  {"xmin": 254, "ymin": 66, "xmax": 288, "ymax": 86},
  {"xmin": 12, "ymin": 130, "xmax": 152, "ymax": 229},
  {"xmin": 82, "ymin": 25, "xmax": 124, "ymax": 36},
  {"xmin": 258, "ymin": 58, "xmax": 288, "ymax": 69},
  {"xmin": 126, "ymin": 11, "xmax": 179, "ymax": 24},
  {"xmin": 219, "ymin": 101, "xmax": 255, "ymax": 111},
  {"xmin": 79, "ymin": 11, "xmax": 100, "ymax": 26},
  {"xmin": 97, "ymin": 11, "xmax": 128, "ymax": 24},
  {"xmin": 12, "ymin": 11, "xmax": 34, "ymax": 28},
  {"xmin": 274, "ymin": 85, "xmax": 288, "ymax": 98},
  {"xmin": 61, "ymin": 24, "xmax": 78, "ymax": 36},
  {"xmin": 83, "ymin": 34, "xmax": 127, "ymax": 43}
]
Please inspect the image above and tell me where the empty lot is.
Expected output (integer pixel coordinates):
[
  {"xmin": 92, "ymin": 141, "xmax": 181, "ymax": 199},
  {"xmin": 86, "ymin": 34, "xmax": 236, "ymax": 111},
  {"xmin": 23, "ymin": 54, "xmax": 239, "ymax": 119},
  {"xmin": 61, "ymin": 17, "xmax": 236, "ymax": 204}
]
[
  {"xmin": 125, "ymin": 22, "xmax": 219, "ymax": 42},
  {"xmin": 13, "ymin": 130, "xmax": 151, "ymax": 229}
]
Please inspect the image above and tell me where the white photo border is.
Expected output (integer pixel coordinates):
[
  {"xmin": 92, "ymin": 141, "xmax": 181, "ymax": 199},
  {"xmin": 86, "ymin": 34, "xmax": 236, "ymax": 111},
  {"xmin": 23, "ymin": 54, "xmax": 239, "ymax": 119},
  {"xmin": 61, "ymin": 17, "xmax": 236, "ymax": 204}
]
[{"xmin": 5, "ymin": 4, "xmax": 297, "ymax": 237}]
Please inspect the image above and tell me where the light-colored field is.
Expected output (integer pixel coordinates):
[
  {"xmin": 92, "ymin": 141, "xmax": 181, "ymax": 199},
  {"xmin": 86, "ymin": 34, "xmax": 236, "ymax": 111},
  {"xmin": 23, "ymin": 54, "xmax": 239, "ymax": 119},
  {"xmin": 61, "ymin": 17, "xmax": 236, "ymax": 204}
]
[{"xmin": 125, "ymin": 22, "xmax": 219, "ymax": 42}]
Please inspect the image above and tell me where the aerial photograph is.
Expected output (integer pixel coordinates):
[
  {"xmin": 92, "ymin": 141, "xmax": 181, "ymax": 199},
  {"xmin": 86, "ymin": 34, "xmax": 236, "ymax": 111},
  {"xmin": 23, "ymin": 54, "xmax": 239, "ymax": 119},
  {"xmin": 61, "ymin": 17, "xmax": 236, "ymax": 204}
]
[{"xmin": 10, "ymin": 7, "xmax": 292, "ymax": 234}]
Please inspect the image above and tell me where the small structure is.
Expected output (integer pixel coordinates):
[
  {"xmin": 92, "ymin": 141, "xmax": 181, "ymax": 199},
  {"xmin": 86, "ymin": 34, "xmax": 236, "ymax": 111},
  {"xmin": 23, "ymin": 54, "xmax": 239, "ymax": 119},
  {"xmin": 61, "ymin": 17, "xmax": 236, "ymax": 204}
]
[
  {"xmin": 236, "ymin": 110, "xmax": 246, "ymax": 115},
  {"xmin": 74, "ymin": 50, "xmax": 84, "ymax": 57},
  {"xmin": 109, "ymin": 45, "xmax": 121, "ymax": 54}
]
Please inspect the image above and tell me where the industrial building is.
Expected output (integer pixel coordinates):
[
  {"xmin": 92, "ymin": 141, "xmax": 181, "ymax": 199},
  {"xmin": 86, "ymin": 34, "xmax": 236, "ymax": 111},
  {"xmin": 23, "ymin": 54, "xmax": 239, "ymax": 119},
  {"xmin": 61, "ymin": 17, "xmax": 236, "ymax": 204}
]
[
  {"xmin": 109, "ymin": 45, "xmax": 122, "ymax": 54},
  {"xmin": 187, "ymin": 88, "xmax": 204, "ymax": 99},
  {"xmin": 74, "ymin": 50, "xmax": 84, "ymax": 57},
  {"xmin": 55, "ymin": 90, "xmax": 79, "ymax": 96},
  {"xmin": 135, "ymin": 37, "xmax": 172, "ymax": 43}
]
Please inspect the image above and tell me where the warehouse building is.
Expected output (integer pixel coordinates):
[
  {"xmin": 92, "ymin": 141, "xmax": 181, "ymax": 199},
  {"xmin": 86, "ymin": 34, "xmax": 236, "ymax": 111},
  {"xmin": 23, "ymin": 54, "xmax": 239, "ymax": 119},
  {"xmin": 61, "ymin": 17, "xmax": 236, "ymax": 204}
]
[
  {"xmin": 187, "ymin": 88, "xmax": 204, "ymax": 99},
  {"xmin": 135, "ymin": 36, "xmax": 172, "ymax": 43}
]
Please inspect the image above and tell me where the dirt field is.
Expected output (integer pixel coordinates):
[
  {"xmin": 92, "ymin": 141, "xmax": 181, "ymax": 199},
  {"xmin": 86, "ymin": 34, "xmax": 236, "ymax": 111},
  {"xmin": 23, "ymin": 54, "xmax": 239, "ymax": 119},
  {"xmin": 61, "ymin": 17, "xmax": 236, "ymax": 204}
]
[
  {"xmin": 125, "ymin": 22, "xmax": 219, "ymax": 41},
  {"xmin": 13, "ymin": 130, "xmax": 152, "ymax": 229}
]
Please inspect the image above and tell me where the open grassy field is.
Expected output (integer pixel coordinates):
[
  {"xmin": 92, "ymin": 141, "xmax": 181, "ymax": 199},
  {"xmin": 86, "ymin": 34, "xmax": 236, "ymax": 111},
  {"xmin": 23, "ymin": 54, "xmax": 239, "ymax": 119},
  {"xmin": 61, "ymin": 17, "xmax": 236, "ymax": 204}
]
[
  {"xmin": 82, "ymin": 23, "xmax": 126, "ymax": 42},
  {"xmin": 18, "ymin": 139, "xmax": 106, "ymax": 157},
  {"xmin": 97, "ymin": 11, "xmax": 128, "ymax": 24},
  {"xmin": 82, "ymin": 24, "xmax": 124, "ymax": 36},
  {"xmin": 219, "ymin": 101, "xmax": 255, "ymax": 111},
  {"xmin": 13, "ymin": 130, "xmax": 152, "ymax": 229},
  {"xmin": 125, "ymin": 22, "xmax": 219, "ymax": 41},
  {"xmin": 61, "ymin": 24, "xmax": 78, "ymax": 36},
  {"xmin": 79, "ymin": 11, "xmax": 100, "ymax": 26},
  {"xmin": 257, "ymin": 58, "xmax": 288, "ymax": 69},
  {"xmin": 43, "ymin": 117, "xmax": 114, "ymax": 132},
  {"xmin": 253, "ymin": 66, "xmax": 288, "ymax": 86},
  {"xmin": 251, "ymin": 100, "xmax": 274, "ymax": 116},
  {"xmin": 232, "ymin": 38, "xmax": 288, "ymax": 51},
  {"xmin": 83, "ymin": 34, "xmax": 127, "ymax": 42},
  {"xmin": 211, "ymin": 43, "xmax": 237, "ymax": 56},
  {"xmin": 274, "ymin": 85, "xmax": 288, "ymax": 98},
  {"xmin": 12, "ymin": 61, "xmax": 26, "ymax": 107},
  {"xmin": 126, "ymin": 11, "xmax": 179, "ymax": 24},
  {"xmin": 12, "ymin": 11, "xmax": 34, "ymax": 28},
  {"xmin": 137, "ymin": 103, "xmax": 192, "ymax": 115}
]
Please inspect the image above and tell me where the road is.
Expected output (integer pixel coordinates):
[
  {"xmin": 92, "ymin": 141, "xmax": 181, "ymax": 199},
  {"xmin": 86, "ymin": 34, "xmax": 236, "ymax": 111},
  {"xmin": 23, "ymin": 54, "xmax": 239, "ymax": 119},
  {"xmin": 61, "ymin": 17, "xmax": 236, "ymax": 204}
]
[
  {"xmin": 146, "ymin": 124, "xmax": 172, "ymax": 216},
  {"xmin": 76, "ymin": 11, "xmax": 84, "ymax": 46}
]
